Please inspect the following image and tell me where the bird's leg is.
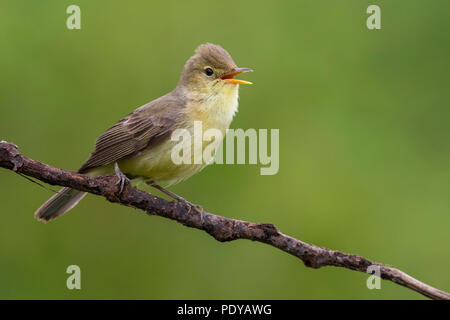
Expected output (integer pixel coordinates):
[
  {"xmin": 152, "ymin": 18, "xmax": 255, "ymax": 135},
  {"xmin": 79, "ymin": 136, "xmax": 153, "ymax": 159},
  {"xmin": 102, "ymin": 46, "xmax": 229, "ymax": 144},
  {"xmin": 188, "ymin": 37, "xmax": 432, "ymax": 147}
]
[
  {"xmin": 151, "ymin": 184, "xmax": 203, "ymax": 212},
  {"xmin": 114, "ymin": 162, "xmax": 130, "ymax": 194}
]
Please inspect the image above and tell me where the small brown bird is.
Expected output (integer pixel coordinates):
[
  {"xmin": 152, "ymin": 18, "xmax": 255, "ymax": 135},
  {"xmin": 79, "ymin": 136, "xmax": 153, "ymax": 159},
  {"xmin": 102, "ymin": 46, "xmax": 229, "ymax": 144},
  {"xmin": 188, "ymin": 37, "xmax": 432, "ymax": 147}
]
[{"xmin": 35, "ymin": 43, "xmax": 252, "ymax": 222}]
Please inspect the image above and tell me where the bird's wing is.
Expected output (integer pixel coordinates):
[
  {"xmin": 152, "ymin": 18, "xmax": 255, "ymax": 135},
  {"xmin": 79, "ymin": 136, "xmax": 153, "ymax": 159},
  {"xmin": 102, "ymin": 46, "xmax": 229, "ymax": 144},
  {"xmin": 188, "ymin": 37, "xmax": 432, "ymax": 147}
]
[{"xmin": 78, "ymin": 96, "xmax": 183, "ymax": 173}]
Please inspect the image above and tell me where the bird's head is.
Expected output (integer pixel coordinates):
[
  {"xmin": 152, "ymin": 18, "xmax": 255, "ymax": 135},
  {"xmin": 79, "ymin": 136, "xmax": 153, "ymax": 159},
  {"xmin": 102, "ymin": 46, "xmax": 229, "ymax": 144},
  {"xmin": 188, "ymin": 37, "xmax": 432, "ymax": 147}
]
[{"xmin": 178, "ymin": 43, "xmax": 252, "ymax": 95}]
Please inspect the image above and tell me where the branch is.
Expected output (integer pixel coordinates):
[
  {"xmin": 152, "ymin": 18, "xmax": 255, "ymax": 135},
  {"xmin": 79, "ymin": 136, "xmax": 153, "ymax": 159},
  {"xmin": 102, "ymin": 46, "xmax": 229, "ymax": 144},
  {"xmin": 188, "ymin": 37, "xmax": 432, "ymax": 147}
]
[{"xmin": 0, "ymin": 141, "xmax": 449, "ymax": 300}]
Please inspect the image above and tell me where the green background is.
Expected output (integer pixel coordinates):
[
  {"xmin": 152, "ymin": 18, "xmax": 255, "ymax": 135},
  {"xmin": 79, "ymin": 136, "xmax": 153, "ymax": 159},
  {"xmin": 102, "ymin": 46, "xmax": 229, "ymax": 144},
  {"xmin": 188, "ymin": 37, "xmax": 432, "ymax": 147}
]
[{"xmin": 0, "ymin": 0, "xmax": 449, "ymax": 299}]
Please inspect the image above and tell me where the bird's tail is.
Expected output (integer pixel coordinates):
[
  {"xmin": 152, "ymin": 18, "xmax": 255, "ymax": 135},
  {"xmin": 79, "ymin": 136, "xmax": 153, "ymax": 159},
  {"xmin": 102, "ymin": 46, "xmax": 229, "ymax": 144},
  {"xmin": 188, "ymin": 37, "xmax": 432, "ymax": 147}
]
[{"xmin": 34, "ymin": 187, "xmax": 87, "ymax": 222}]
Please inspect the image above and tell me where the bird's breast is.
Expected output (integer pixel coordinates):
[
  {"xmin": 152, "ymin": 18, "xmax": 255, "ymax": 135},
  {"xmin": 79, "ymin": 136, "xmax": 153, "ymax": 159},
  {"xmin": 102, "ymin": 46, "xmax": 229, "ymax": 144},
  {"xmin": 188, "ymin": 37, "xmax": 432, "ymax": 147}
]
[{"xmin": 186, "ymin": 84, "xmax": 239, "ymax": 133}]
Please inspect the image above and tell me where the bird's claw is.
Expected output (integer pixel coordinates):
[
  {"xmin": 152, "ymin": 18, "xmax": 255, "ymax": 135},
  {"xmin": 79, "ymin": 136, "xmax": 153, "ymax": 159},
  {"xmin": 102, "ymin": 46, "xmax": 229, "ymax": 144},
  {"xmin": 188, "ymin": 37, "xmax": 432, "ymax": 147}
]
[
  {"xmin": 177, "ymin": 198, "xmax": 203, "ymax": 213},
  {"xmin": 1, "ymin": 140, "xmax": 18, "ymax": 149},
  {"xmin": 150, "ymin": 184, "xmax": 203, "ymax": 213},
  {"xmin": 114, "ymin": 162, "xmax": 130, "ymax": 194}
]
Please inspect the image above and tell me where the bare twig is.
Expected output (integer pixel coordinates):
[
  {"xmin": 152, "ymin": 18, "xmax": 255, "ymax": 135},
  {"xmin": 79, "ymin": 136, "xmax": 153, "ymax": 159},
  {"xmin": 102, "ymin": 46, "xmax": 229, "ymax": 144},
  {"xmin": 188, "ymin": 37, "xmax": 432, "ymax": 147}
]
[{"xmin": 0, "ymin": 141, "xmax": 448, "ymax": 300}]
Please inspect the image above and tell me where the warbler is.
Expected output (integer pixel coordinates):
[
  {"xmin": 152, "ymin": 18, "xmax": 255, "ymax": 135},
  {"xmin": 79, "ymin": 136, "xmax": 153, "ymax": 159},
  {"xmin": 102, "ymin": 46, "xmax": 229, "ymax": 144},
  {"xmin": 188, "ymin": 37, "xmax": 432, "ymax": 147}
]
[{"xmin": 35, "ymin": 43, "xmax": 252, "ymax": 222}]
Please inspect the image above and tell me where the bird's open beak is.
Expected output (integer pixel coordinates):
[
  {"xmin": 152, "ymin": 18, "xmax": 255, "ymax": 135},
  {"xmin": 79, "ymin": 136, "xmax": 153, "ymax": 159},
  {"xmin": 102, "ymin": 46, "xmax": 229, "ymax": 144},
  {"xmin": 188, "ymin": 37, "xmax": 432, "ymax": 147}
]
[{"xmin": 220, "ymin": 68, "xmax": 253, "ymax": 85}]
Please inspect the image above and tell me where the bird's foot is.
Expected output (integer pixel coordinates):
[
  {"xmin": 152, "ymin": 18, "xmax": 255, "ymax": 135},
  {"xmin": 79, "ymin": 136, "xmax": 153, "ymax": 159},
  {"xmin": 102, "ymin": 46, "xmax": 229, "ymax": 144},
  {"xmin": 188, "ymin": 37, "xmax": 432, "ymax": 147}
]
[
  {"xmin": 114, "ymin": 162, "xmax": 130, "ymax": 194},
  {"xmin": 0, "ymin": 140, "xmax": 18, "ymax": 148},
  {"xmin": 151, "ymin": 184, "xmax": 203, "ymax": 212},
  {"xmin": 173, "ymin": 195, "xmax": 204, "ymax": 213}
]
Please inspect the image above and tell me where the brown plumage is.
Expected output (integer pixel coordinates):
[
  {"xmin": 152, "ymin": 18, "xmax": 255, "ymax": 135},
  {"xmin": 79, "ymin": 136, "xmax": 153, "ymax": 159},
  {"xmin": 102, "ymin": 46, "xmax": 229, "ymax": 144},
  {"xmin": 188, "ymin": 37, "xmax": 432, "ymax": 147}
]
[{"xmin": 78, "ymin": 89, "xmax": 185, "ymax": 173}]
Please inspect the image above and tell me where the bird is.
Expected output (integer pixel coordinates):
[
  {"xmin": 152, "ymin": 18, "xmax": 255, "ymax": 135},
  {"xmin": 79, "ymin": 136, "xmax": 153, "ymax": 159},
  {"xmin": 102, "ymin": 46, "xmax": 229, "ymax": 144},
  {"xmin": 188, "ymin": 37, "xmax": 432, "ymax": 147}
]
[{"xmin": 35, "ymin": 43, "xmax": 253, "ymax": 222}]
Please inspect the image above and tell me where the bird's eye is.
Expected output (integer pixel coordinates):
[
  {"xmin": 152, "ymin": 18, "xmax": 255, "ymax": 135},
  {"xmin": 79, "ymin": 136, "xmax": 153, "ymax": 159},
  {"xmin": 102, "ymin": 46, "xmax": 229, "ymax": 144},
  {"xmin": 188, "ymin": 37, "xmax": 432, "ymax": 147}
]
[{"xmin": 204, "ymin": 68, "xmax": 214, "ymax": 76}]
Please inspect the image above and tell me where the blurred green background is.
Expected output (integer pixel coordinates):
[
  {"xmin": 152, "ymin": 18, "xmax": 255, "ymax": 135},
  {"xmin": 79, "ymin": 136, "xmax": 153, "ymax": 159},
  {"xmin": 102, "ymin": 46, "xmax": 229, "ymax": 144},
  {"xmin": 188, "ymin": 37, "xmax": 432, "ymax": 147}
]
[{"xmin": 0, "ymin": 0, "xmax": 449, "ymax": 299}]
